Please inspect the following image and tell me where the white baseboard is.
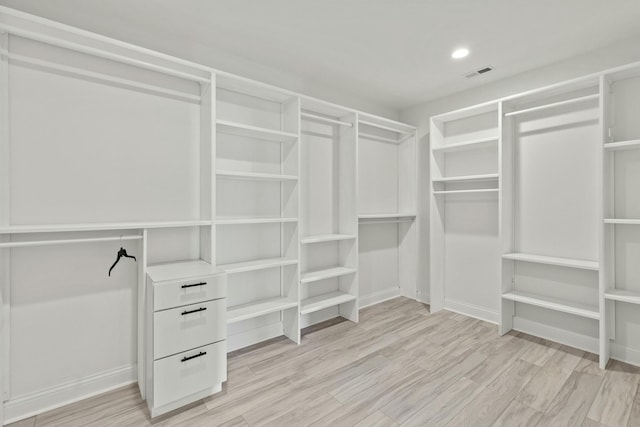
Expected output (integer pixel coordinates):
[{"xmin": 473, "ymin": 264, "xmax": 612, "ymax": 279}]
[
  {"xmin": 4, "ymin": 364, "xmax": 136, "ymax": 424},
  {"xmin": 360, "ymin": 287, "xmax": 401, "ymax": 309},
  {"xmin": 512, "ymin": 317, "xmax": 599, "ymax": 354},
  {"xmin": 611, "ymin": 342, "xmax": 640, "ymax": 367},
  {"xmin": 227, "ymin": 322, "xmax": 283, "ymax": 352},
  {"xmin": 445, "ymin": 298, "xmax": 499, "ymax": 324}
]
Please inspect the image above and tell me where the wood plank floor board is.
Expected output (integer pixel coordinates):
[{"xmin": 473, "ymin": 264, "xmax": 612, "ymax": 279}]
[{"xmin": 6, "ymin": 297, "xmax": 640, "ymax": 427}]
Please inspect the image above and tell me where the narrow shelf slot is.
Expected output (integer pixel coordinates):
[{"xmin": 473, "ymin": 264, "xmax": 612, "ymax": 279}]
[
  {"xmin": 227, "ymin": 297, "xmax": 298, "ymax": 324},
  {"xmin": 300, "ymin": 266, "xmax": 357, "ymax": 284},
  {"xmin": 218, "ymin": 257, "xmax": 298, "ymax": 274},
  {"xmin": 504, "ymin": 94, "xmax": 599, "ymax": 117},
  {"xmin": 216, "ymin": 170, "xmax": 298, "ymax": 181},
  {"xmin": 432, "ymin": 136, "xmax": 499, "ymax": 153},
  {"xmin": 0, "ymin": 220, "xmax": 212, "ymax": 234},
  {"xmin": 216, "ymin": 119, "xmax": 298, "ymax": 142},
  {"xmin": 300, "ymin": 291, "xmax": 357, "ymax": 315},
  {"xmin": 300, "ymin": 234, "xmax": 356, "ymax": 244},
  {"xmin": 604, "ymin": 289, "xmax": 640, "ymax": 305},
  {"xmin": 432, "ymin": 173, "xmax": 499, "ymax": 184},
  {"xmin": 604, "ymin": 219, "xmax": 640, "ymax": 225},
  {"xmin": 502, "ymin": 290, "xmax": 600, "ymax": 320},
  {"xmin": 502, "ymin": 253, "xmax": 599, "ymax": 271},
  {"xmin": 604, "ymin": 140, "xmax": 640, "ymax": 151},
  {"xmin": 433, "ymin": 189, "xmax": 499, "ymax": 195},
  {"xmin": 215, "ymin": 217, "xmax": 298, "ymax": 225}
]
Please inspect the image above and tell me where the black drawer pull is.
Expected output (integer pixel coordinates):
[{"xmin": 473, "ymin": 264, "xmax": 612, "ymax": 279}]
[
  {"xmin": 182, "ymin": 307, "xmax": 207, "ymax": 316},
  {"xmin": 181, "ymin": 351, "xmax": 207, "ymax": 362},
  {"xmin": 181, "ymin": 282, "xmax": 207, "ymax": 289}
]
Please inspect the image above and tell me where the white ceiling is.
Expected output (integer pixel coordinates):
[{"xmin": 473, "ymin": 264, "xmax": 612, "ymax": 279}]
[{"xmin": 1, "ymin": 0, "xmax": 640, "ymax": 111}]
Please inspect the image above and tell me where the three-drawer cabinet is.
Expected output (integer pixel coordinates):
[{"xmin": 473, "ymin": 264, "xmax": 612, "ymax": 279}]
[{"xmin": 144, "ymin": 260, "xmax": 227, "ymax": 417}]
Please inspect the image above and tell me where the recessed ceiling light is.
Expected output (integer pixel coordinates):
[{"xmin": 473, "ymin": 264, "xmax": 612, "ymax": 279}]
[{"xmin": 451, "ymin": 48, "xmax": 469, "ymax": 59}]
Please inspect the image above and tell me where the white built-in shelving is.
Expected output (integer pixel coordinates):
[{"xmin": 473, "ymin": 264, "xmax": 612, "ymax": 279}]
[
  {"xmin": 227, "ymin": 297, "xmax": 299, "ymax": 324},
  {"xmin": 300, "ymin": 291, "xmax": 357, "ymax": 315},
  {"xmin": 502, "ymin": 253, "xmax": 599, "ymax": 271},
  {"xmin": 604, "ymin": 290, "xmax": 640, "ymax": 305},
  {"xmin": 300, "ymin": 267, "xmax": 357, "ymax": 284},
  {"xmin": 216, "ymin": 170, "xmax": 298, "ymax": 181},
  {"xmin": 433, "ymin": 189, "xmax": 499, "ymax": 195},
  {"xmin": 215, "ymin": 217, "xmax": 298, "ymax": 225},
  {"xmin": 216, "ymin": 119, "xmax": 298, "ymax": 142},
  {"xmin": 604, "ymin": 139, "xmax": 640, "ymax": 151},
  {"xmin": 300, "ymin": 234, "xmax": 356, "ymax": 244},
  {"xmin": 217, "ymin": 257, "xmax": 298, "ymax": 274},
  {"xmin": 604, "ymin": 219, "xmax": 640, "ymax": 225},
  {"xmin": 502, "ymin": 290, "xmax": 600, "ymax": 320},
  {"xmin": 432, "ymin": 136, "xmax": 499, "ymax": 153},
  {"xmin": 0, "ymin": 220, "xmax": 212, "ymax": 234}
]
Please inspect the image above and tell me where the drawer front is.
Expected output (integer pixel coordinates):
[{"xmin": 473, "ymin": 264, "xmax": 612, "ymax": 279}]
[
  {"xmin": 153, "ymin": 341, "xmax": 226, "ymax": 408},
  {"xmin": 154, "ymin": 299, "xmax": 226, "ymax": 359},
  {"xmin": 154, "ymin": 274, "xmax": 226, "ymax": 311}
]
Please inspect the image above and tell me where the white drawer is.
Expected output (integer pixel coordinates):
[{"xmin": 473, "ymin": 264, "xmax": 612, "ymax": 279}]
[
  {"xmin": 153, "ymin": 341, "xmax": 226, "ymax": 409},
  {"xmin": 154, "ymin": 299, "xmax": 226, "ymax": 359},
  {"xmin": 153, "ymin": 274, "xmax": 226, "ymax": 311}
]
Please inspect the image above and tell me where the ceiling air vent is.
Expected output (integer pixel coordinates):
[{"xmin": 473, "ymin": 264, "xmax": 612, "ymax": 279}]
[{"xmin": 464, "ymin": 66, "xmax": 493, "ymax": 79}]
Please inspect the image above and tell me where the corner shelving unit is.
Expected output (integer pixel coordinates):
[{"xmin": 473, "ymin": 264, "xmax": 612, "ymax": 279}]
[
  {"xmin": 215, "ymin": 75, "xmax": 300, "ymax": 351},
  {"xmin": 299, "ymin": 99, "xmax": 358, "ymax": 327},
  {"xmin": 358, "ymin": 114, "xmax": 417, "ymax": 307}
]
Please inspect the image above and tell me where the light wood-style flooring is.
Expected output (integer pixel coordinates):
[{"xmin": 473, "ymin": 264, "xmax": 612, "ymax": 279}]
[{"xmin": 8, "ymin": 297, "xmax": 640, "ymax": 427}]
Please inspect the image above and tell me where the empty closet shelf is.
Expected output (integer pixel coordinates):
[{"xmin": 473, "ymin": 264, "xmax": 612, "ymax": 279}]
[
  {"xmin": 216, "ymin": 170, "xmax": 298, "ymax": 181},
  {"xmin": 216, "ymin": 119, "xmax": 298, "ymax": 142},
  {"xmin": 432, "ymin": 173, "xmax": 499, "ymax": 183},
  {"xmin": 300, "ymin": 234, "xmax": 356, "ymax": 244},
  {"xmin": 0, "ymin": 220, "xmax": 212, "ymax": 234},
  {"xmin": 358, "ymin": 213, "xmax": 416, "ymax": 220},
  {"xmin": 215, "ymin": 217, "xmax": 298, "ymax": 225},
  {"xmin": 604, "ymin": 140, "xmax": 640, "ymax": 151},
  {"xmin": 502, "ymin": 290, "xmax": 600, "ymax": 320},
  {"xmin": 604, "ymin": 218, "xmax": 640, "ymax": 225},
  {"xmin": 300, "ymin": 291, "xmax": 357, "ymax": 315},
  {"xmin": 502, "ymin": 253, "xmax": 599, "ymax": 271},
  {"xmin": 218, "ymin": 257, "xmax": 298, "ymax": 274},
  {"xmin": 433, "ymin": 189, "xmax": 498, "ymax": 195},
  {"xmin": 300, "ymin": 267, "xmax": 357, "ymax": 284},
  {"xmin": 432, "ymin": 136, "xmax": 499, "ymax": 153},
  {"xmin": 604, "ymin": 289, "xmax": 640, "ymax": 305},
  {"xmin": 227, "ymin": 297, "xmax": 298, "ymax": 324}
]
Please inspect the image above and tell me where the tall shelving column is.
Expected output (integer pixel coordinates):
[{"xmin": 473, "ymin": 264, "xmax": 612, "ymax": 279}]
[
  {"xmin": 358, "ymin": 115, "xmax": 417, "ymax": 307},
  {"xmin": 430, "ymin": 103, "xmax": 501, "ymax": 317},
  {"xmin": 214, "ymin": 75, "xmax": 300, "ymax": 351},
  {"xmin": 601, "ymin": 66, "xmax": 640, "ymax": 368},
  {"xmin": 299, "ymin": 100, "xmax": 358, "ymax": 327}
]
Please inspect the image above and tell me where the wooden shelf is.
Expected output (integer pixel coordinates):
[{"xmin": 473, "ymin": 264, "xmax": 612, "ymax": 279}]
[
  {"xmin": 215, "ymin": 217, "xmax": 298, "ymax": 225},
  {"xmin": 300, "ymin": 234, "xmax": 356, "ymax": 244},
  {"xmin": 432, "ymin": 173, "xmax": 499, "ymax": 184},
  {"xmin": 358, "ymin": 213, "xmax": 416, "ymax": 220},
  {"xmin": 227, "ymin": 297, "xmax": 298, "ymax": 324},
  {"xmin": 604, "ymin": 140, "xmax": 640, "ymax": 151},
  {"xmin": 218, "ymin": 257, "xmax": 298, "ymax": 274},
  {"xmin": 300, "ymin": 291, "xmax": 357, "ymax": 315},
  {"xmin": 432, "ymin": 136, "xmax": 499, "ymax": 153},
  {"xmin": 217, "ymin": 170, "xmax": 298, "ymax": 181},
  {"xmin": 604, "ymin": 219, "xmax": 640, "ymax": 225},
  {"xmin": 0, "ymin": 220, "xmax": 212, "ymax": 234},
  {"xmin": 433, "ymin": 189, "xmax": 498, "ymax": 195},
  {"xmin": 502, "ymin": 253, "xmax": 599, "ymax": 271},
  {"xmin": 502, "ymin": 290, "xmax": 600, "ymax": 320},
  {"xmin": 604, "ymin": 289, "xmax": 640, "ymax": 305},
  {"xmin": 300, "ymin": 266, "xmax": 357, "ymax": 284},
  {"xmin": 216, "ymin": 119, "xmax": 298, "ymax": 142}
]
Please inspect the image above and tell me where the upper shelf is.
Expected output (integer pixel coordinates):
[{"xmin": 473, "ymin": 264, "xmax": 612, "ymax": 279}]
[
  {"xmin": 300, "ymin": 234, "xmax": 356, "ymax": 244},
  {"xmin": 358, "ymin": 213, "xmax": 416, "ymax": 220},
  {"xmin": 604, "ymin": 140, "xmax": 640, "ymax": 151},
  {"xmin": 605, "ymin": 219, "xmax": 640, "ymax": 225},
  {"xmin": 604, "ymin": 289, "xmax": 640, "ymax": 305},
  {"xmin": 502, "ymin": 252, "xmax": 599, "ymax": 271},
  {"xmin": 216, "ymin": 170, "xmax": 298, "ymax": 181},
  {"xmin": 216, "ymin": 120, "xmax": 298, "ymax": 142},
  {"xmin": 432, "ymin": 136, "xmax": 499, "ymax": 153},
  {"xmin": 504, "ymin": 94, "xmax": 599, "ymax": 118},
  {"xmin": 0, "ymin": 220, "xmax": 212, "ymax": 234},
  {"xmin": 215, "ymin": 217, "xmax": 298, "ymax": 225},
  {"xmin": 432, "ymin": 173, "xmax": 499, "ymax": 184}
]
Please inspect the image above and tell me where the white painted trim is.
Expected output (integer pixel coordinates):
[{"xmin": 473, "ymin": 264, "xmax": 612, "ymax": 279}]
[
  {"xmin": 359, "ymin": 287, "xmax": 401, "ymax": 309},
  {"xmin": 227, "ymin": 322, "xmax": 283, "ymax": 353},
  {"xmin": 445, "ymin": 298, "xmax": 499, "ymax": 324},
  {"xmin": 611, "ymin": 343, "xmax": 640, "ymax": 368},
  {"xmin": 3, "ymin": 365, "xmax": 136, "ymax": 424},
  {"xmin": 512, "ymin": 317, "xmax": 599, "ymax": 354}
]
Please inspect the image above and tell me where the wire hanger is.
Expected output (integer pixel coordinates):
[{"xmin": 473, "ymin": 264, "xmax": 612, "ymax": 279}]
[{"xmin": 108, "ymin": 236, "xmax": 137, "ymax": 276}]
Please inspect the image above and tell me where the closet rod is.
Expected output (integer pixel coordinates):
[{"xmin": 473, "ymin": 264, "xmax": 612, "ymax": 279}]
[
  {"xmin": 359, "ymin": 119, "xmax": 412, "ymax": 135},
  {"xmin": 0, "ymin": 24, "xmax": 211, "ymax": 84},
  {"xmin": 0, "ymin": 235, "xmax": 143, "ymax": 249},
  {"xmin": 3, "ymin": 51, "xmax": 201, "ymax": 103},
  {"xmin": 359, "ymin": 132, "xmax": 401, "ymax": 145},
  {"xmin": 504, "ymin": 94, "xmax": 599, "ymax": 117},
  {"xmin": 301, "ymin": 112, "xmax": 353, "ymax": 127}
]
